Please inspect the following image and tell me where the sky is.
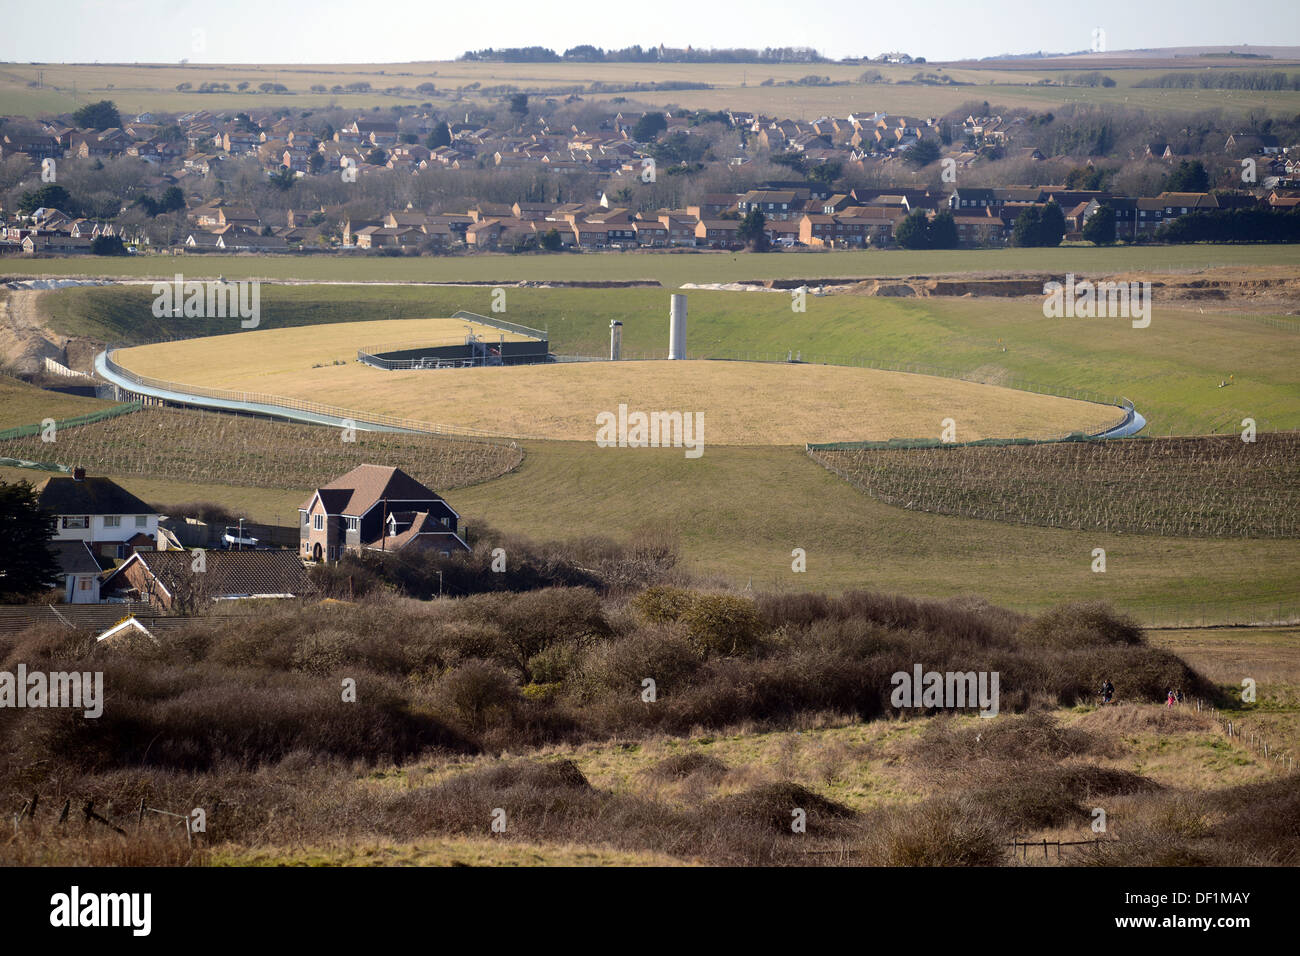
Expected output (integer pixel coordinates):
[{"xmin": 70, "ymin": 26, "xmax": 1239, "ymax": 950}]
[{"xmin": 1, "ymin": 0, "xmax": 1298, "ymax": 64}]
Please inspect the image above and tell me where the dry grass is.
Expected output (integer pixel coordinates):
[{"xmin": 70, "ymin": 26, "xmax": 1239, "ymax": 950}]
[
  {"xmin": 114, "ymin": 331, "xmax": 1110, "ymax": 443},
  {"xmin": 116, "ymin": 317, "xmax": 532, "ymax": 381}
]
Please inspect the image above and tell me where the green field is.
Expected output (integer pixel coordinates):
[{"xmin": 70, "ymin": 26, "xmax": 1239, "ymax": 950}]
[
  {"xmin": 10, "ymin": 244, "xmax": 1300, "ymax": 285},
  {"xmin": 0, "ymin": 375, "xmax": 114, "ymax": 429},
  {"xmin": 3, "ymin": 60, "xmax": 1300, "ymax": 119},
  {"xmin": 6, "ymin": 264, "xmax": 1296, "ymax": 625},
  {"xmin": 37, "ymin": 280, "xmax": 1300, "ymax": 436}
]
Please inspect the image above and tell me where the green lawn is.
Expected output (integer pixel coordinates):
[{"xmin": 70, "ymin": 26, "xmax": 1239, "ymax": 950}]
[{"xmin": 13, "ymin": 244, "xmax": 1300, "ymax": 285}]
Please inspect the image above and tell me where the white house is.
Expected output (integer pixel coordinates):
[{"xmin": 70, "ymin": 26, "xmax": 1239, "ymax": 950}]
[{"xmin": 37, "ymin": 468, "xmax": 164, "ymax": 561}]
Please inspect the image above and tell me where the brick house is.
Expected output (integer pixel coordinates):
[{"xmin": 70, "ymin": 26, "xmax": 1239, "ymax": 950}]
[{"xmin": 299, "ymin": 464, "xmax": 468, "ymax": 562}]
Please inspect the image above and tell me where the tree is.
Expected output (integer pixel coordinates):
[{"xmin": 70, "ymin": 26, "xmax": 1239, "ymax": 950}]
[
  {"xmin": 633, "ymin": 112, "xmax": 668, "ymax": 142},
  {"xmin": 809, "ymin": 161, "xmax": 842, "ymax": 186},
  {"xmin": 540, "ymin": 227, "xmax": 563, "ymax": 251},
  {"xmin": 1039, "ymin": 201, "xmax": 1066, "ymax": 247},
  {"xmin": 927, "ymin": 210, "xmax": 959, "ymax": 249},
  {"xmin": 159, "ymin": 186, "xmax": 186, "ymax": 213},
  {"xmin": 73, "ymin": 99, "xmax": 121, "ymax": 131},
  {"xmin": 1065, "ymin": 165, "xmax": 1107, "ymax": 190},
  {"xmin": 91, "ymin": 235, "xmax": 128, "ymax": 255},
  {"xmin": 1165, "ymin": 160, "xmax": 1210, "ymax": 193},
  {"xmin": 904, "ymin": 139, "xmax": 941, "ymax": 167},
  {"xmin": 1013, "ymin": 203, "xmax": 1065, "ymax": 247},
  {"xmin": 1012, "ymin": 206, "xmax": 1044, "ymax": 247},
  {"xmin": 894, "ymin": 209, "xmax": 932, "ymax": 249},
  {"xmin": 18, "ymin": 183, "xmax": 72, "ymax": 216},
  {"xmin": 0, "ymin": 481, "xmax": 60, "ymax": 601},
  {"xmin": 737, "ymin": 208, "xmax": 769, "ymax": 251},
  {"xmin": 508, "ymin": 93, "xmax": 529, "ymax": 119},
  {"xmin": 426, "ymin": 121, "xmax": 452, "ymax": 149},
  {"xmin": 365, "ymin": 147, "xmax": 388, "ymax": 166},
  {"xmin": 268, "ymin": 167, "xmax": 296, "ymax": 191},
  {"xmin": 1083, "ymin": 204, "xmax": 1117, "ymax": 245}
]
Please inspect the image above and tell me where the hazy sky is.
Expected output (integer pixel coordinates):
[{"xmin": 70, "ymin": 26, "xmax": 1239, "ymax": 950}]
[{"xmin": 2, "ymin": 0, "xmax": 1297, "ymax": 63}]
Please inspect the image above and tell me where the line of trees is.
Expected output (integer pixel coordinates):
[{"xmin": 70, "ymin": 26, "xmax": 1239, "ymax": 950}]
[
  {"xmin": 1156, "ymin": 207, "xmax": 1300, "ymax": 243},
  {"xmin": 1135, "ymin": 71, "xmax": 1300, "ymax": 91},
  {"xmin": 460, "ymin": 45, "xmax": 828, "ymax": 64},
  {"xmin": 895, "ymin": 209, "xmax": 959, "ymax": 249}
]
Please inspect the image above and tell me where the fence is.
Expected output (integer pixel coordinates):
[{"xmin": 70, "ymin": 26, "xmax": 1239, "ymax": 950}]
[
  {"xmin": 451, "ymin": 309, "xmax": 548, "ymax": 341},
  {"xmin": 0, "ymin": 401, "xmax": 142, "ymax": 442},
  {"xmin": 100, "ymin": 349, "xmax": 516, "ymax": 443}
]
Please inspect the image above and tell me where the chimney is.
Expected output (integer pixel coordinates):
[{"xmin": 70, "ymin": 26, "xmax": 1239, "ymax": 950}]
[
  {"xmin": 609, "ymin": 320, "xmax": 623, "ymax": 361},
  {"xmin": 668, "ymin": 294, "xmax": 687, "ymax": 360},
  {"xmin": 72, "ymin": 467, "xmax": 85, "ymax": 481}
]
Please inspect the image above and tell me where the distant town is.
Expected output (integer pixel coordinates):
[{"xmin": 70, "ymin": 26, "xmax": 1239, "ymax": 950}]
[{"xmin": 2, "ymin": 91, "xmax": 1298, "ymax": 256}]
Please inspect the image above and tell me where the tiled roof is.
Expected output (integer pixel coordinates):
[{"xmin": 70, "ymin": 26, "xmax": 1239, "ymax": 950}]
[
  {"xmin": 37, "ymin": 475, "xmax": 155, "ymax": 517},
  {"xmin": 304, "ymin": 465, "xmax": 443, "ymax": 516},
  {"xmin": 110, "ymin": 550, "xmax": 312, "ymax": 599}
]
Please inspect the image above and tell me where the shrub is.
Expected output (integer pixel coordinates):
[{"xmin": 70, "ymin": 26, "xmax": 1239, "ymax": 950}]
[
  {"xmin": 433, "ymin": 659, "xmax": 520, "ymax": 730},
  {"xmin": 631, "ymin": 584, "xmax": 696, "ymax": 624},
  {"xmin": 680, "ymin": 593, "xmax": 765, "ymax": 656},
  {"xmin": 860, "ymin": 798, "xmax": 1004, "ymax": 866},
  {"xmin": 649, "ymin": 751, "xmax": 728, "ymax": 782},
  {"xmin": 1019, "ymin": 602, "xmax": 1145, "ymax": 650}
]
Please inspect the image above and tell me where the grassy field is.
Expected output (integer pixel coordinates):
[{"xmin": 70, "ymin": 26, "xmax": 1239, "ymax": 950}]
[
  {"xmin": 0, "ymin": 375, "xmax": 114, "ymax": 429},
  {"xmin": 5, "ymin": 434, "xmax": 1295, "ymax": 620},
  {"xmin": 40, "ymin": 279, "xmax": 1300, "ymax": 436},
  {"xmin": 448, "ymin": 441, "xmax": 1300, "ymax": 620},
  {"xmin": 114, "ymin": 332, "xmax": 1116, "ymax": 443},
  {"xmin": 12, "ymin": 245, "xmax": 1300, "ymax": 286},
  {"xmin": 3, "ymin": 60, "xmax": 1300, "ymax": 118}
]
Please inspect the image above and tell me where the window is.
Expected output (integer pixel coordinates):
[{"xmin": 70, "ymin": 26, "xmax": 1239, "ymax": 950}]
[
  {"xmin": 62, "ymin": 516, "xmax": 89, "ymax": 530},
  {"xmin": 78, "ymin": 577, "xmax": 92, "ymax": 591},
  {"xmin": 135, "ymin": 516, "xmax": 147, "ymax": 528},
  {"xmin": 313, "ymin": 514, "xmax": 324, "ymax": 531},
  {"xmin": 348, "ymin": 517, "xmax": 359, "ymax": 531},
  {"xmin": 440, "ymin": 516, "xmax": 449, "ymax": 527},
  {"xmin": 302, "ymin": 512, "xmax": 310, "ymax": 525}
]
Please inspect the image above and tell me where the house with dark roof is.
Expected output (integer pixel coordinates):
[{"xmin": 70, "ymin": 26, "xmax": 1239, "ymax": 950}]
[
  {"xmin": 50, "ymin": 541, "xmax": 103, "ymax": 604},
  {"xmin": 101, "ymin": 550, "xmax": 312, "ymax": 610},
  {"xmin": 299, "ymin": 464, "xmax": 468, "ymax": 562},
  {"xmin": 37, "ymin": 469, "xmax": 164, "ymax": 562}
]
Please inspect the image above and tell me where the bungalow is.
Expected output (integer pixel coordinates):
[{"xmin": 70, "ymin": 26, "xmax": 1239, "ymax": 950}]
[
  {"xmin": 299, "ymin": 464, "xmax": 467, "ymax": 562},
  {"xmin": 22, "ymin": 235, "xmax": 93, "ymax": 254},
  {"xmin": 102, "ymin": 550, "xmax": 313, "ymax": 610}
]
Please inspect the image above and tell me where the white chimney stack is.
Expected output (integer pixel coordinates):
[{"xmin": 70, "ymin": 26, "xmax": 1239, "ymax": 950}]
[{"xmin": 609, "ymin": 320, "xmax": 623, "ymax": 361}]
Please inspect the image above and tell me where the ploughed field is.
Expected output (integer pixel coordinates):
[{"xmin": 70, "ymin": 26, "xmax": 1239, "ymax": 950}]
[
  {"xmin": 812, "ymin": 433, "xmax": 1300, "ymax": 538},
  {"xmin": 113, "ymin": 324, "xmax": 1120, "ymax": 444},
  {"xmin": 0, "ymin": 405, "xmax": 523, "ymax": 492}
]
